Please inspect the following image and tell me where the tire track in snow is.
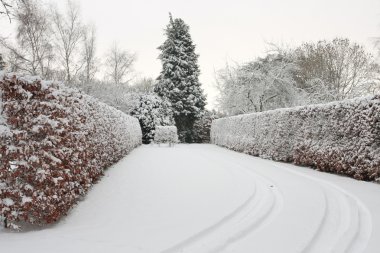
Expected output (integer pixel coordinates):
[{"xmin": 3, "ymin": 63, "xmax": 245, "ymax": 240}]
[
  {"xmin": 160, "ymin": 147, "xmax": 283, "ymax": 253},
  {"xmin": 208, "ymin": 146, "xmax": 372, "ymax": 253},
  {"xmin": 160, "ymin": 145, "xmax": 372, "ymax": 253},
  {"xmin": 272, "ymin": 163, "xmax": 372, "ymax": 253}
]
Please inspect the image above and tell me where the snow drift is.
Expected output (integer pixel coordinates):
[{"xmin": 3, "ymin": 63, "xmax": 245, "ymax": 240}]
[
  {"xmin": 211, "ymin": 96, "xmax": 380, "ymax": 182},
  {"xmin": 0, "ymin": 73, "xmax": 142, "ymax": 228}
]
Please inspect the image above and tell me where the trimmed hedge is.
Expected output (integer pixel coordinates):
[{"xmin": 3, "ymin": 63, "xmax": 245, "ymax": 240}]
[
  {"xmin": 154, "ymin": 126, "xmax": 178, "ymax": 144},
  {"xmin": 0, "ymin": 73, "xmax": 142, "ymax": 228},
  {"xmin": 211, "ymin": 96, "xmax": 380, "ymax": 182}
]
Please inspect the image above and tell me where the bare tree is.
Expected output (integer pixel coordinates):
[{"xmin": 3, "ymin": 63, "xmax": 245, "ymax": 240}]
[
  {"xmin": 105, "ymin": 43, "xmax": 135, "ymax": 84},
  {"xmin": 293, "ymin": 38, "xmax": 380, "ymax": 100},
  {"xmin": 130, "ymin": 77, "xmax": 154, "ymax": 93},
  {"xmin": 51, "ymin": 0, "xmax": 84, "ymax": 83},
  {"xmin": 216, "ymin": 54, "xmax": 307, "ymax": 115},
  {"xmin": 81, "ymin": 24, "xmax": 97, "ymax": 84},
  {"xmin": 0, "ymin": 0, "xmax": 54, "ymax": 78}
]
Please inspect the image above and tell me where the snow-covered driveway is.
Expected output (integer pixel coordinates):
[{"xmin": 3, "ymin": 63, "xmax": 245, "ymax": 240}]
[{"xmin": 1, "ymin": 144, "xmax": 380, "ymax": 253}]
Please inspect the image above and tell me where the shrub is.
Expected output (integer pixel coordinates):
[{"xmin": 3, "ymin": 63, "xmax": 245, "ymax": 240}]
[
  {"xmin": 131, "ymin": 94, "xmax": 174, "ymax": 144},
  {"xmin": 0, "ymin": 73, "xmax": 142, "ymax": 228},
  {"xmin": 154, "ymin": 126, "xmax": 178, "ymax": 145},
  {"xmin": 211, "ymin": 95, "xmax": 380, "ymax": 181}
]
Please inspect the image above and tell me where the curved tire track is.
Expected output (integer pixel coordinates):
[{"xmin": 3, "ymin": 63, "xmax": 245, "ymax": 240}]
[
  {"xmin": 160, "ymin": 148, "xmax": 283, "ymax": 253},
  {"xmin": 161, "ymin": 146, "xmax": 372, "ymax": 253},
  {"xmin": 271, "ymin": 162, "xmax": 372, "ymax": 253}
]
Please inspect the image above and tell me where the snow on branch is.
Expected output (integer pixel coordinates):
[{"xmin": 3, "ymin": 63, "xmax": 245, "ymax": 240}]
[{"xmin": 0, "ymin": 0, "xmax": 12, "ymax": 22}]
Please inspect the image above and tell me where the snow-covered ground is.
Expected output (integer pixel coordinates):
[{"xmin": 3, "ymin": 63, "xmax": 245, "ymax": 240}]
[{"xmin": 1, "ymin": 144, "xmax": 379, "ymax": 253}]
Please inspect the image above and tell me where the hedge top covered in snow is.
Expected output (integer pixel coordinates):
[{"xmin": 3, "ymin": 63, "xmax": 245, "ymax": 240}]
[
  {"xmin": 0, "ymin": 73, "xmax": 142, "ymax": 228},
  {"xmin": 211, "ymin": 95, "xmax": 380, "ymax": 181},
  {"xmin": 154, "ymin": 126, "xmax": 178, "ymax": 144}
]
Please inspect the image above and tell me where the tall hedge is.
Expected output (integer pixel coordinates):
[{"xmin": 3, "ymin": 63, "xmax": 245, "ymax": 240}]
[
  {"xmin": 211, "ymin": 96, "xmax": 380, "ymax": 182},
  {"xmin": 0, "ymin": 74, "xmax": 142, "ymax": 228}
]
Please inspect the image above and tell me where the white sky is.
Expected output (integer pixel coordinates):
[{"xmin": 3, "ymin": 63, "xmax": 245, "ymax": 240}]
[{"xmin": 1, "ymin": 0, "xmax": 380, "ymax": 108}]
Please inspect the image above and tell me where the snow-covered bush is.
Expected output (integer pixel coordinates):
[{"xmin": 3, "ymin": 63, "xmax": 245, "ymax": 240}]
[
  {"xmin": 0, "ymin": 73, "xmax": 142, "ymax": 228},
  {"xmin": 154, "ymin": 126, "xmax": 178, "ymax": 145},
  {"xmin": 211, "ymin": 96, "xmax": 380, "ymax": 181},
  {"xmin": 131, "ymin": 94, "xmax": 174, "ymax": 144}
]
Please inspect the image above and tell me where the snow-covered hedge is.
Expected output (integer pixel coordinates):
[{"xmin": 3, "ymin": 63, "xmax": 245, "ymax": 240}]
[
  {"xmin": 0, "ymin": 73, "xmax": 142, "ymax": 228},
  {"xmin": 211, "ymin": 96, "xmax": 380, "ymax": 182},
  {"xmin": 154, "ymin": 126, "xmax": 178, "ymax": 145}
]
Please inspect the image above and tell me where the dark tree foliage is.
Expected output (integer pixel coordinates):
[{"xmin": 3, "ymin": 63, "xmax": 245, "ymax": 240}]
[
  {"xmin": 193, "ymin": 110, "xmax": 221, "ymax": 143},
  {"xmin": 0, "ymin": 54, "xmax": 5, "ymax": 70}
]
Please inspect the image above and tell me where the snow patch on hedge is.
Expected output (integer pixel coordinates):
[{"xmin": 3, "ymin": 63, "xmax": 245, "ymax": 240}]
[
  {"xmin": 0, "ymin": 73, "xmax": 142, "ymax": 228},
  {"xmin": 211, "ymin": 96, "xmax": 380, "ymax": 181}
]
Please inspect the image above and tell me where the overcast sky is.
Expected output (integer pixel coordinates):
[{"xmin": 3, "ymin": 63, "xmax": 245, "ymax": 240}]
[{"xmin": 2, "ymin": 0, "xmax": 380, "ymax": 108}]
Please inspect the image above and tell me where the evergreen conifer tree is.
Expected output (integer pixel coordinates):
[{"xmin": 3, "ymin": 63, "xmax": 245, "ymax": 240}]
[{"xmin": 155, "ymin": 14, "xmax": 206, "ymax": 143}]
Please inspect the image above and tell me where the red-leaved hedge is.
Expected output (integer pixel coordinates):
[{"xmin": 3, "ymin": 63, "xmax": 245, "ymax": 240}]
[
  {"xmin": 211, "ymin": 96, "xmax": 380, "ymax": 182},
  {"xmin": 0, "ymin": 74, "xmax": 142, "ymax": 228}
]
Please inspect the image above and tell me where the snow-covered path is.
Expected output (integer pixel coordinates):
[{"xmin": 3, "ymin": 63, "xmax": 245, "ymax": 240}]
[{"xmin": 1, "ymin": 144, "xmax": 380, "ymax": 253}]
